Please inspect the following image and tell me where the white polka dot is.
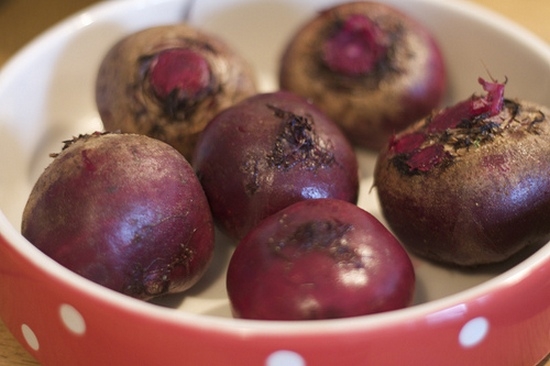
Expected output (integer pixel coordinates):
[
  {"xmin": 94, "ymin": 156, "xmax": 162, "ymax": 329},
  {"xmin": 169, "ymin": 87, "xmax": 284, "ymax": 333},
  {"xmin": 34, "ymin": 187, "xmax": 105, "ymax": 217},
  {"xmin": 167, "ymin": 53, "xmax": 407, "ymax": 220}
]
[
  {"xmin": 266, "ymin": 350, "xmax": 306, "ymax": 366},
  {"xmin": 59, "ymin": 304, "xmax": 86, "ymax": 335},
  {"xmin": 21, "ymin": 324, "xmax": 39, "ymax": 351},
  {"xmin": 459, "ymin": 316, "xmax": 489, "ymax": 348}
]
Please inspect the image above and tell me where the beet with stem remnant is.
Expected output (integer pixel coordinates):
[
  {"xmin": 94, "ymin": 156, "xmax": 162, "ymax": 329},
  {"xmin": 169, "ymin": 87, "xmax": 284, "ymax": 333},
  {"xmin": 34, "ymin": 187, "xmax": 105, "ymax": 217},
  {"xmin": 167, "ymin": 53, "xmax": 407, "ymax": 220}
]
[
  {"xmin": 96, "ymin": 24, "xmax": 257, "ymax": 160},
  {"xmin": 374, "ymin": 77, "xmax": 550, "ymax": 266},
  {"xmin": 279, "ymin": 1, "xmax": 447, "ymax": 151}
]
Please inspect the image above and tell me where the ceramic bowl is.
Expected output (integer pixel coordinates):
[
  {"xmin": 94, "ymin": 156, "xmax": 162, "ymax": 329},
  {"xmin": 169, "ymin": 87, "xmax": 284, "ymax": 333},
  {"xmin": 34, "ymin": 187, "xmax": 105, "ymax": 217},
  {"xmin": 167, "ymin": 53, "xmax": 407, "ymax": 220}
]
[{"xmin": 1, "ymin": 0, "xmax": 549, "ymax": 365}]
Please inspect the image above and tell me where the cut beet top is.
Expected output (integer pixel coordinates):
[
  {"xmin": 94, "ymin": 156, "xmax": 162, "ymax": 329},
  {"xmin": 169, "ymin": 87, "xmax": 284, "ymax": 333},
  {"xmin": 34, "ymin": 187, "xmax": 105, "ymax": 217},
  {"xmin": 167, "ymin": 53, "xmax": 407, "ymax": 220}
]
[
  {"xmin": 148, "ymin": 48, "xmax": 212, "ymax": 102},
  {"xmin": 374, "ymin": 78, "xmax": 550, "ymax": 266},
  {"xmin": 321, "ymin": 14, "xmax": 387, "ymax": 76},
  {"xmin": 387, "ymin": 78, "xmax": 507, "ymax": 174}
]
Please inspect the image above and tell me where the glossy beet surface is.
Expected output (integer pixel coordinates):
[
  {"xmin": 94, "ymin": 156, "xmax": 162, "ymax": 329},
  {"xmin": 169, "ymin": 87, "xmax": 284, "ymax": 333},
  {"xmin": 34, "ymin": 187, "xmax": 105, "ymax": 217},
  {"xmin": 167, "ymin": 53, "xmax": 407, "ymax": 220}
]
[
  {"xmin": 226, "ymin": 199, "xmax": 415, "ymax": 320},
  {"xmin": 375, "ymin": 78, "xmax": 550, "ymax": 266},
  {"xmin": 279, "ymin": 1, "xmax": 446, "ymax": 151},
  {"xmin": 192, "ymin": 91, "xmax": 359, "ymax": 241},
  {"xmin": 96, "ymin": 24, "xmax": 257, "ymax": 161},
  {"xmin": 21, "ymin": 133, "xmax": 215, "ymax": 300}
]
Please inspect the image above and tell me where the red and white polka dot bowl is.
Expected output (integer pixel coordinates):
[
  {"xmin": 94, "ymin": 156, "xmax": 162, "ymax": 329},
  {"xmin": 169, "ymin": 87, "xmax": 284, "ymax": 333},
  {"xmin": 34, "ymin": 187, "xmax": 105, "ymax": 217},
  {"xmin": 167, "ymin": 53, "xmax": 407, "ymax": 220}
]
[{"xmin": 1, "ymin": 0, "xmax": 550, "ymax": 365}]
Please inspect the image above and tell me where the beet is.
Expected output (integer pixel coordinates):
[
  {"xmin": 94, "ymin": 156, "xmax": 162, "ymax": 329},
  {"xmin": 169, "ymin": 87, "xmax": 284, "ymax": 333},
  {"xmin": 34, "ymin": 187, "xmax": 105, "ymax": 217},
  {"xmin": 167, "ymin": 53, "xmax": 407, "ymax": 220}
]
[
  {"xmin": 279, "ymin": 1, "xmax": 446, "ymax": 151},
  {"xmin": 95, "ymin": 24, "xmax": 257, "ymax": 161},
  {"xmin": 226, "ymin": 199, "xmax": 415, "ymax": 320},
  {"xmin": 21, "ymin": 132, "xmax": 215, "ymax": 300},
  {"xmin": 192, "ymin": 91, "xmax": 359, "ymax": 241},
  {"xmin": 374, "ymin": 78, "xmax": 550, "ymax": 266}
]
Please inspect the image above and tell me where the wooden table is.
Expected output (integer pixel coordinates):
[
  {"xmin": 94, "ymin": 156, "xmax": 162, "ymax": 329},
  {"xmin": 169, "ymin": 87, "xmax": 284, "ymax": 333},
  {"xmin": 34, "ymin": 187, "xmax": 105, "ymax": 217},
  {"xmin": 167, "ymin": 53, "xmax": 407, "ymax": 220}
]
[{"xmin": 0, "ymin": 0, "xmax": 549, "ymax": 364}]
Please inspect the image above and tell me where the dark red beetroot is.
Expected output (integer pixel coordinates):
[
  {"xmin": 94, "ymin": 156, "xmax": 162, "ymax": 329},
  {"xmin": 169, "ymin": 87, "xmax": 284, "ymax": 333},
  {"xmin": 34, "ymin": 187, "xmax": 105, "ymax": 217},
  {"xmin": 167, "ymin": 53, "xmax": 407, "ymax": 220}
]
[
  {"xmin": 96, "ymin": 24, "xmax": 257, "ymax": 161},
  {"xmin": 226, "ymin": 199, "xmax": 415, "ymax": 320},
  {"xmin": 279, "ymin": 1, "xmax": 446, "ymax": 151},
  {"xmin": 21, "ymin": 132, "xmax": 215, "ymax": 300},
  {"xmin": 192, "ymin": 91, "xmax": 359, "ymax": 241},
  {"xmin": 374, "ymin": 78, "xmax": 550, "ymax": 266}
]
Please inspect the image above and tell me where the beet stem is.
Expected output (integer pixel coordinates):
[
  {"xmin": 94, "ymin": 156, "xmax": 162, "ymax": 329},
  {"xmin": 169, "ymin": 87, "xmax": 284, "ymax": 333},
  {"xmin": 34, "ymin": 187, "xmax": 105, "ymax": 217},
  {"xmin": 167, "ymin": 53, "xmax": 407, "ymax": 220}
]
[
  {"xmin": 389, "ymin": 77, "xmax": 506, "ymax": 174},
  {"xmin": 427, "ymin": 77, "xmax": 505, "ymax": 133}
]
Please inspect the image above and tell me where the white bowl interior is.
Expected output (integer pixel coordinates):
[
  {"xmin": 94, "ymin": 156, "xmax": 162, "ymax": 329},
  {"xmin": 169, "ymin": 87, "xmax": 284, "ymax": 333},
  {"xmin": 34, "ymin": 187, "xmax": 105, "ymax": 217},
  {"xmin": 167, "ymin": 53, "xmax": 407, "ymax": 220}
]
[{"xmin": 1, "ymin": 0, "xmax": 550, "ymax": 323}]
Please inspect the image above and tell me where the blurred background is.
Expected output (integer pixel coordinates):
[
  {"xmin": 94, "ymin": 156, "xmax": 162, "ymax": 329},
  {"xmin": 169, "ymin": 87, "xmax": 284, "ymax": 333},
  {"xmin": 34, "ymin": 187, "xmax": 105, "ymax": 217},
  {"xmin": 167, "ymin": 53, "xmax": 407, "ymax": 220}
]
[
  {"xmin": 0, "ymin": 0, "xmax": 549, "ymax": 365},
  {"xmin": 1, "ymin": 0, "xmax": 549, "ymax": 67},
  {"xmin": 0, "ymin": 0, "xmax": 99, "ymax": 65}
]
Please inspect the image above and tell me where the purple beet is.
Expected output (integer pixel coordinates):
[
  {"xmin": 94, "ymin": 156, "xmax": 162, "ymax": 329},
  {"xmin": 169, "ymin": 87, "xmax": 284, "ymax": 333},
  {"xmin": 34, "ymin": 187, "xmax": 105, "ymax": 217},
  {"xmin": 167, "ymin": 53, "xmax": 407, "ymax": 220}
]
[
  {"xmin": 95, "ymin": 24, "xmax": 257, "ymax": 161},
  {"xmin": 226, "ymin": 198, "xmax": 415, "ymax": 320},
  {"xmin": 374, "ymin": 78, "xmax": 550, "ymax": 266},
  {"xmin": 21, "ymin": 132, "xmax": 215, "ymax": 300},
  {"xmin": 279, "ymin": 1, "xmax": 446, "ymax": 151},
  {"xmin": 192, "ymin": 91, "xmax": 359, "ymax": 241}
]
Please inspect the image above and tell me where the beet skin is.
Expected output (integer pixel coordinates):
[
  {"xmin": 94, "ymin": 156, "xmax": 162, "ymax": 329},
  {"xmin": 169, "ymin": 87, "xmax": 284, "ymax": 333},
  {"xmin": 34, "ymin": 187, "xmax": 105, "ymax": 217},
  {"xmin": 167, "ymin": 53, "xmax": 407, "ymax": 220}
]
[
  {"xmin": 192, "ymin": 91, "xmax": 359, "ymax": 241},
  {"xmin": 96, "ymin": 24, "xmax": 257, "ymax": 161},
  {"xmin": 22, "ymin": 132, "xmax": 215, "ymax": 300},
  {"xmin": 227, "ymin": 199, "xmax": 415, "ymax": 320},
  {"xmin": 279, "ymin": 1, "xmax": 446, "ymax": 151},
  {"xmin": 374, "ymin": 78, "xmax": 550, "ymax": 266}
]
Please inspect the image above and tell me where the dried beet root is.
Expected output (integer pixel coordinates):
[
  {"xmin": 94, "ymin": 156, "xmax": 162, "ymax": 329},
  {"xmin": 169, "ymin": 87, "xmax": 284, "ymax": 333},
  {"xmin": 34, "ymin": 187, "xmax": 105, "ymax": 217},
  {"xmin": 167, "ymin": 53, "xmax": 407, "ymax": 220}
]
[
  {"xmin": 279, "ymin": 1, "xmax": 446, "ymax": 151},
  {"xmin": 96, "ymin": 24, "xmax": 257, "ymax": 160},
  {"xmin": 21, "ymin": 132, "xmax": 215, "ymax": 300},
  {"xmin": 374, "ymin": 78, "xmax": 550, "ymax": 266}
]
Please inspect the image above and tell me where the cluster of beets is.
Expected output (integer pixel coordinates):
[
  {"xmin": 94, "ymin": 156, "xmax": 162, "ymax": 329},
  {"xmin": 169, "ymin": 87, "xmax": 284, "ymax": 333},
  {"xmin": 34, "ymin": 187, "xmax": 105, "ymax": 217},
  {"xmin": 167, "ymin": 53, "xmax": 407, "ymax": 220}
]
[{"xmin": 21, "ymin": 1, "xmax": 550, "ymax": 321}]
